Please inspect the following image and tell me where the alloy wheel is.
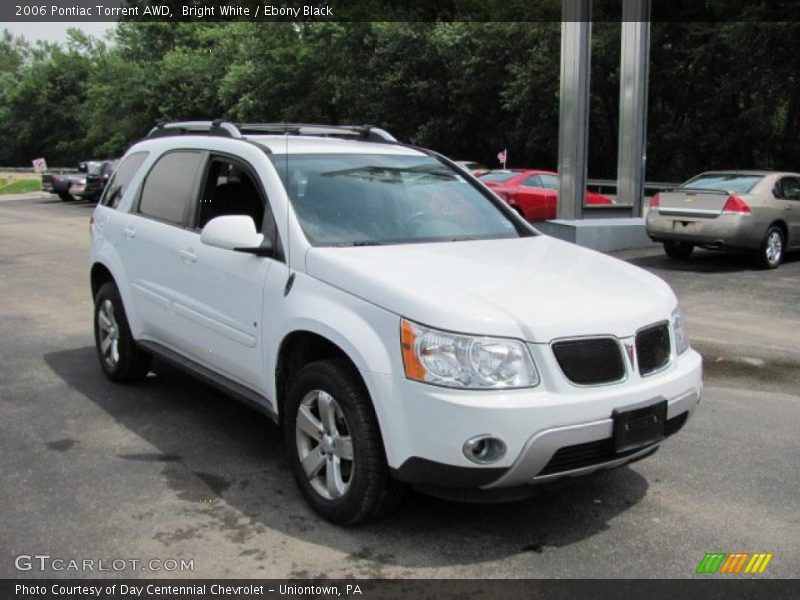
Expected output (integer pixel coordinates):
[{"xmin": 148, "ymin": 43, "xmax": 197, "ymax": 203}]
[
  {"xmin": 295, "ymin": 390, "xmax": 354, "ymax": 500},
  {"xmin": 765, "ymin": 230, "xmax": 783, "ymax": 267},
  {"xmin": 97, "ymin": 299, "xmax": 120, "ymax": 369}
]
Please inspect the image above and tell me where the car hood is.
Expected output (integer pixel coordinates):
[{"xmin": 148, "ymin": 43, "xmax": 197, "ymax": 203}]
[{"xmin": 304, "ymin": 236, "xmax": 676, "ymax": 343}]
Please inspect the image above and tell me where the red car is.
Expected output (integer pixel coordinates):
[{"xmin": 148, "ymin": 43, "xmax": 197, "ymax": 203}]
[{"xmin": 479, "ymin": 169, "xmax": 614, "ymax": 221}]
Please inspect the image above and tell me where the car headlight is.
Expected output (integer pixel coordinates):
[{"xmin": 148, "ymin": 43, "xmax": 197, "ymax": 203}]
[
  {"xmin": 671, "ymin": 305, "xmax": 690, "ymax": 355},
  {"xmin": 400, "ymin": 319, "xmax": 539, "ymax": 389}
]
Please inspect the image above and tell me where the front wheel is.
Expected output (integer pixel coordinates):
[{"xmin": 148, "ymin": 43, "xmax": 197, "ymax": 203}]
[
  {"xmin": 754, "ymin": 226, "xmax": 784, "ymax": 269},
  {"xmin": 94, "ymin": 282, "xmax": 151, "ymax": 382},
  {"xmin": 283, "ymin": 359, "xmax": 403, "ymax": 524},
  {"xmin": 663, "ymin": 241, "xmax": 694, "ymax": 260}
]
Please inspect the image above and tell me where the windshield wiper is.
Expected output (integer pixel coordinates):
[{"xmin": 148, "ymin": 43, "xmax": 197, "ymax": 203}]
[{"xmin": 333, "ymin": 241, "xmax": 387, "ymax": 247}]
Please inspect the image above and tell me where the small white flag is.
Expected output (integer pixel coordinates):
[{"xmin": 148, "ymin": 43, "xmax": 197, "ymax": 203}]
[
  {"xmin": 497, "ymin": 149, "xmax": 507, "ymax": 165},
  {"xmin": 32, "ymin": 158, "xmax": 47, "ymax": 173}
]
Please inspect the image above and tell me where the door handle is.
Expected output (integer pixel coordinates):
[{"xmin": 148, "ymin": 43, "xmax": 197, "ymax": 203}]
[
  {"xmin": 122, "ymin": 225, "xmax": 136, "ymax": 239},
  {"xmin": 179, "ymin": 248, "xmax": 198, "ymax": 264}
]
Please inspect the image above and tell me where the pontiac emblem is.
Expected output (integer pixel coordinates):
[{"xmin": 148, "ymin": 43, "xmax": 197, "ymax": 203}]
[{"xmin": 625, "ymin": 343, "xmax": 635, "ymax": 364}]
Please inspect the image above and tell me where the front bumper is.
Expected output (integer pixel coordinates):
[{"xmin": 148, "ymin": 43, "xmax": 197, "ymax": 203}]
[
  {"xmin": 380, "ymin": 347, "xmax": 702, "ymax": 489},
  {"xmin": 483, "ymin": 388, "xmax": 697, "ymax": 488}
]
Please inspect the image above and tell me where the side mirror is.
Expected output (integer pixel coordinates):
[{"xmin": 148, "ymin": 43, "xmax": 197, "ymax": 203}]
[{"xmin": 200, "ymin": 215, "xmax": 272, "ymax": 256}]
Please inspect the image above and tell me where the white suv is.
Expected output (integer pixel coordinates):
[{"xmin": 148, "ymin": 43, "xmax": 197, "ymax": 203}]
[{"xmin": 90, "ymin": 121, "xmax": 702, "ymax": 524}]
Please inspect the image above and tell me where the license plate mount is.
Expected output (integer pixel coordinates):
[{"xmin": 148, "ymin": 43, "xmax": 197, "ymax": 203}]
[{"xmin": 613, "ymin": 399, "xmax": 667, "ymax": 453}]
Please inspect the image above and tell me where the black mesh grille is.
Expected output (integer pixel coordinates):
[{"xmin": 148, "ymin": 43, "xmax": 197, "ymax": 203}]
[
  {"xmin": 636, "ymin": 323, "xmax": 671, "ymax": 376},
  {"xmin": 539, "ymin": 412, "xmax": 688, "ymax": 476},
  {"xmin": 552, "ymin": 338, "xmax": 625, "ymax": 385}
]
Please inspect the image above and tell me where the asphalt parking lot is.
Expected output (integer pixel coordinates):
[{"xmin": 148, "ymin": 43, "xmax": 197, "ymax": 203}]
[{"xmin": 1, "ymin": 194, "xmax": 798, "ymax": 579}]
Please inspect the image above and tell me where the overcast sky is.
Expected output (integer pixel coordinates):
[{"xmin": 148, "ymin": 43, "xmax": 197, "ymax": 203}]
[{"xmin": 2, "ymin": 22, "xmax": 115, "ymax": 44}]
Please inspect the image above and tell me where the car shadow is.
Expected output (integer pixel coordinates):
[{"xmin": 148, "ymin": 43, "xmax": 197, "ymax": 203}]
[
  {"xmin": 627, "ymin": 248, "xmax": 799, "ymax": 273},
  {"xmin": 44, "ymin": 346, "xmax": 650, "ymax": 569},
  {"xmin": 35, "ymin": 195, "xmax": 97, "ymax": 207}
]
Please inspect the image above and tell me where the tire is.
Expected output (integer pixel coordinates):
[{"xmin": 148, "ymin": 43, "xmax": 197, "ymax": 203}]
[
  {"xmin": 58, "ymin": 192, "xmax": 75, "ymax": 202},
  {"xmin": 663, "ymin": 241, "xmax": 694, "ymax": 260},
  {"xmin": 283, "ymin": 359, "xmax": 404, "ymax": 524},
  {"xmin": 93, "ymin": 282, "xmax": 151, "ymax": 383},
  {"xmin": 754, "ymin": 226, "xmax": 784, "ymax": 269}
]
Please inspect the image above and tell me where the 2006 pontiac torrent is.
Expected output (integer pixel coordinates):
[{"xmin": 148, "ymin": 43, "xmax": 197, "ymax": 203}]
[{"xmin": 90, "ymin": 121, "xmax": 702, "ymax": 524}]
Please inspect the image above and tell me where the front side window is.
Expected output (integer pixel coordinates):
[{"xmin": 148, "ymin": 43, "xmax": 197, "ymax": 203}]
[
  {"xmin": 681, "ymin": 173, "xmax": 763, "ymax": 194},
  {"xmin": 100, "ymin": 152, "xmax": 148, "ymax": 209},
  {"xmin": 139, "ymin": 151, "xmax": 203, "ymax": 224},
  {"xmin": 195, "ymin": 158, "xmax": 267, "ymax": 233},
  {"xmin": 270, "ymin": 154, "xmax": 526, "ymax": 247}
]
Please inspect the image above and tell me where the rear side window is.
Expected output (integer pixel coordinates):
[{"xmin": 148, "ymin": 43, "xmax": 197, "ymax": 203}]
[
  {"xmin": 681, "ymin": 174, "xmax": 763, "ymax": 194},
  {"xmin": 139, "ymin": 151, "xmax": 203, "ymax": 225},
  {"xmin": 521, "ymin": 175, "xmax": 542, "ymax": 188},
  {"xmin": 100, "ymin": 152, "xmax": 148, "ymax": 209}
]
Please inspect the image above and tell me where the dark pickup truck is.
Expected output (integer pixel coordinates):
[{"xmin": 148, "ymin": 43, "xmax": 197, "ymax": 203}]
[{"xmin": 42, "ymin": 160, "xmax": 117, "ymax": 202}]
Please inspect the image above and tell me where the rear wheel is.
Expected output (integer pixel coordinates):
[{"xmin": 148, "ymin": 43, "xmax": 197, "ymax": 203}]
[
  {"xmin": 754, "ymin": 226, "xmax": 784, "ymax": 269},
  {"xmin": 94, "ymin": 282, "xmax": 151, "ymax": 382},
  {"xmin": 283, "ymin": 359, "xmax": 403, "ymax": 524},
  {"xmin": 58, "ymin": 192, "xmax": 75, "ymax": 202},
  {"xmin": 663, "ymin": 241, "xmax": 694, "ymax": 260}
]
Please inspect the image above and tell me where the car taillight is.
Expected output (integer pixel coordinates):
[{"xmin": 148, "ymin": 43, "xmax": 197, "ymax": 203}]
[
  {"xmin": 649, "ymin": 193, "xmax": 660, "ymax": 209},
  {"xmin": 721, "ymin": 195, "xmax": 751, "ymax": 215}
]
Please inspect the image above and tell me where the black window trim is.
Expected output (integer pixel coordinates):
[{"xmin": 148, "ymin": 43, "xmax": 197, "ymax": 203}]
[{"xmin": 133, "ymin": 149, "xmax": 208, "ymax": 229}]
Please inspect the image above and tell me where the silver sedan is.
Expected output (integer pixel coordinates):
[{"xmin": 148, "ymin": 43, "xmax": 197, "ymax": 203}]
[{"xmin": 646, "ymin": 171, "xmax": 800, "ymax": 268}]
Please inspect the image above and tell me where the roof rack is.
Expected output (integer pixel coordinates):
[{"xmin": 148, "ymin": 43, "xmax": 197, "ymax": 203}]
[
  {"xmin": 147, "ymin": 120, "xmax": 242, "ymax": 139},
  {"xmin": 145, "ymin": 120, "xmax": 397, "ymax": 143},
  {"xmin": 237, "ymin": 123, "xmax": 397, "ymax": 143}
]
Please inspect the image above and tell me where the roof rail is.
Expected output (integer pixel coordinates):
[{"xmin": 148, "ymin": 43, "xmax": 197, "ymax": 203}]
[
  {"xmin": 145, "ymin": 120, "xmax": 397, "ymax": 144},
  {"xmin": 237, "ymin": 123, "xmax": 398, "ymax": 143},
  {"xmin": 147, "ymin": 120, "xmax": 242, "ymax": 139}
]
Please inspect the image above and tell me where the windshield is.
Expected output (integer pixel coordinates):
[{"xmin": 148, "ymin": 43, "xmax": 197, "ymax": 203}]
[
  {"xmin": 680, "ymin": 173, "xmax": 763, "ymax": 194},
  {"xmin": 271, "ymin": 154, "xmax": 525, "ymax": 246},
  {"xmin": 479, "ymin": 171, "xmax": 516, "ymax": 183}
]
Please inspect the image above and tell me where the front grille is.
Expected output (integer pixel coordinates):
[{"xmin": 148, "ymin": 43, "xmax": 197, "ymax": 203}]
[
  {"xmin": 636, "ymin": 323, "xmax": 671, "ymax": 376},
  {"xmin": 538, "ymin": 412, "xmax": 688, "ymax": 476},
  {"xmin": 552, "ymin": 338, "xmax": 625, "ymax": 385}
]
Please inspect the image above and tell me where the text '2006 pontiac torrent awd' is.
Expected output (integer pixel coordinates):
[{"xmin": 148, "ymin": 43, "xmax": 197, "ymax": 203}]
[{"xmin": 89, "ymin": 121, "xmax": 702, "ymax": 524}]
